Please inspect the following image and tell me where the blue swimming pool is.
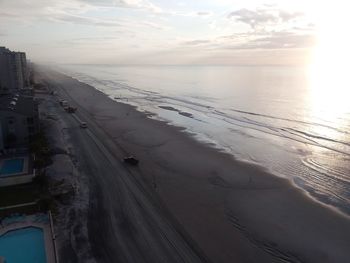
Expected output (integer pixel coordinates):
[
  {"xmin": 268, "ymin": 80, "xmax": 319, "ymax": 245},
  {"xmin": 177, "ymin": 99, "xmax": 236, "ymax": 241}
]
[
  {"xmin": 0, "ymin": 227, "xmax": 47, "ymax": 263},
  {"xmin": 0, "ymin": 158, "xmax": 24, "ymax": 177}
]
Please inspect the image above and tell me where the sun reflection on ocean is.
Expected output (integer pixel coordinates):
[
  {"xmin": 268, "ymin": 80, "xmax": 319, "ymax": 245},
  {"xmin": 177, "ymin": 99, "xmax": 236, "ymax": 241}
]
[
  {"xmin": 300, "ymin": 3, "xmax": 350, "ymax": 208},
  {"xmin": 307, "ymin": 3, "xmax": 350, "ymax": 130},
  {"xmin": 303, "ymin": 1, "xmax": 350, "ymax": 163}
]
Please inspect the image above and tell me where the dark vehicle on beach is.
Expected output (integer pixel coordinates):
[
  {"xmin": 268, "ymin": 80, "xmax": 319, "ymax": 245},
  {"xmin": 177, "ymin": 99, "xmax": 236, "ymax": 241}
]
[
  {"xmin": 80, "ymin": 122, "xmax": 88, "ymax": 128},
  {"xmin": 123, "ymin": 156, "xmax": 139, "ymax": 165},
  {"xmin": 65, "ymin": 106, "xmax": 77, "ymax": 113},
  {"xmin": 60, "ymin": 100, "xmax": 68, "ymax": 107}
]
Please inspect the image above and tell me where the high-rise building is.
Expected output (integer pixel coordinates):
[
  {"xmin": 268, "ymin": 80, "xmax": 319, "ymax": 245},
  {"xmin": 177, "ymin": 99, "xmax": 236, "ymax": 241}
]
[
  {"xmin": 0, "ymin": 47, "xmax": 29, "ymax": 94},
  {"xmin": 18, "ymin": 52, "xmax": 29, "ymax": 86}
]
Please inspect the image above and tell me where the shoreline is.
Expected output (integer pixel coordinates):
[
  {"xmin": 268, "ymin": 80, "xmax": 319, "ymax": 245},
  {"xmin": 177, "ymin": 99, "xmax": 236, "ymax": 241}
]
[
  {"xmin": 39, "ymin": 66, "xmax": 350, "ymax": 263},
  {"xmin": 60, "ymin": 68, "xmax": 349, "ymax": 217},
  {"xmin": 58, "ymin": 67, "xmax": 350, "ymax": 216}
]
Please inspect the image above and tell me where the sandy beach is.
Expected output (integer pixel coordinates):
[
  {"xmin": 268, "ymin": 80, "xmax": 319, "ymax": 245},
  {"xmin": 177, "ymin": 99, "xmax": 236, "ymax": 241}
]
[{"xmin": 38, "ymin": 66, "xmax": 350, "ymax": 263}]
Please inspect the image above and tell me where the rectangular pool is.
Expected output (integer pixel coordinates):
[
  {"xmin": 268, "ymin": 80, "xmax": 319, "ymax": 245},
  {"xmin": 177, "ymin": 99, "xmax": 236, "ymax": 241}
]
[
  {"xmin": 0, "ymin": 227, "xmax": 47, "ymax": 263},
  {"xmin": 0, "ymin": 158, "xmax": 24, "ymax": 177}
]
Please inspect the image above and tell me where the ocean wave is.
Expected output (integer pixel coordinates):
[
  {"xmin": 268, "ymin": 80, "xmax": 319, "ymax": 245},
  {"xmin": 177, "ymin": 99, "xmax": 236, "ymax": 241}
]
[
  {"xmin": 230, "ymin": 108, "xmax": 350, "ymax": 136},
  {"xmin": 67, "ymin": 68, "xmax": 350, "ymax": 157}
]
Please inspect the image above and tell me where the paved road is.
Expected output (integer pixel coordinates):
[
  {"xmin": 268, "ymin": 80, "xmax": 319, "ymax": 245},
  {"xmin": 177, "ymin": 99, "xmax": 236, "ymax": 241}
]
[{"xmin": 42, "ymin": 73, "xmax": 209, "ymax": 263}]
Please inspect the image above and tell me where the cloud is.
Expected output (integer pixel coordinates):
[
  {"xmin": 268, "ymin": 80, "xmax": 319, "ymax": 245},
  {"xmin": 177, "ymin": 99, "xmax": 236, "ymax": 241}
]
[
  {"xmin": 293, "ymin": 23, "xmax": 315, "ymax": 32},
  {"xmin": 181, "ymin": 40, "xmax": 212, "ymax": 46},
  {"xmin": 77, "ymin": 0, "xmax": 162, "ymax": 12},
  {"xmin": 0, "ymin": 12, "xmax": 19, "ymax": 18},
  {"xmin": 0, "ymin": 0, "xmax": 167, "ymax": 30},
  {"xmin": 57, "ymin": 36, "xmax": 122, "ymax": 48},
  {"xmin": 279, "ymin": 10, "xmax": 304, "ymax": 22},
  {"xmin": 196, "ymin": 11, "xmax": 212, "ymax": 17},
  {"xmin": 226, "ymin": 31, "xmax": 316, "ymax": 50},
  {"xmin": 48, "ymin": 13, "xmax": 169, "ymax": 32},
  {"xmin": 0, "ymin": 0, "xmax": 316, "ymax": 65},
  {"xmin": 51, "ymin": 13, "xmax": 122, "ymax": 27},
  {"xmin": 176, "ymin": 30, "xmax": 315, "ymax": 53},
  {"xmin": 224, "ymin": 6, "xmax": 315, "ymax": 50},
  {"xmin": 0, "ymin": 0, "xmax": 163, "ymax": 22},
  {"xmin": 0, "ymin": 0, "xmax": 92, "ymax": 23},
  {"xmin": 228, "ymin": 7, "xmax": 304, "ymax": 28},
  {"xmin": 139, "ymin": 21, "xmax": 170, "ymax": 30}
]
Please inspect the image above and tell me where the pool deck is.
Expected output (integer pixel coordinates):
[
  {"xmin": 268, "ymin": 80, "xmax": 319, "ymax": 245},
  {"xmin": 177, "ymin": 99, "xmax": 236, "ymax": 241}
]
[{"xmin": 0, "ymin": 219, "xmax": 56, "ymax": 263}]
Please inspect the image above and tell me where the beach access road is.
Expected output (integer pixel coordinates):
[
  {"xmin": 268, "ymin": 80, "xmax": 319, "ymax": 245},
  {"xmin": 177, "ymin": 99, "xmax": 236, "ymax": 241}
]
[{"xmin": 42, "ymin": 74, "xmax": 209, "ymax": 263}]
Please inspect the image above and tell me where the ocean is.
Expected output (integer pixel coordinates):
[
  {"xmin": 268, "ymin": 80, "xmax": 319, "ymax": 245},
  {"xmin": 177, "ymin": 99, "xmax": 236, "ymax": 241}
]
[{"xmin": 59, "ymin": 64, "xmax": 350, "ymax": 214}]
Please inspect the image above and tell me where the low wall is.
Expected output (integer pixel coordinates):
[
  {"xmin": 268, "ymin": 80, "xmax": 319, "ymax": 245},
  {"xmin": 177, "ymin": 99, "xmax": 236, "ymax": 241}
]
[{"xmin": 0, "ymin": 170, "xmax": 35, "ymax": 187}]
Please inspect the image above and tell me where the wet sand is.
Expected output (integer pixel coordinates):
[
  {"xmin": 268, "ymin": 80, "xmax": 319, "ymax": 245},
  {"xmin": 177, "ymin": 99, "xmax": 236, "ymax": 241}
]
[{"xmin": 39, "ymin": 67, "xmax": 350, "ymax": 263}]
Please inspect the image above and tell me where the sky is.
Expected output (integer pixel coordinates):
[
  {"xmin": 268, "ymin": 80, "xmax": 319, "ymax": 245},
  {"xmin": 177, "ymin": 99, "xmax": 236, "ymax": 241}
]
[{"xmin": 0, "ymin": 0, "xmax": 328, "ymax": 65}]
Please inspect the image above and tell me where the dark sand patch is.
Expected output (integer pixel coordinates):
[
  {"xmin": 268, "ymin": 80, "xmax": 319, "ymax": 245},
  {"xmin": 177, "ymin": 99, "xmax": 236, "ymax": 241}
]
[{"xmin": 159, "ymin": 105, "xmax": 194, "ymax": 118}]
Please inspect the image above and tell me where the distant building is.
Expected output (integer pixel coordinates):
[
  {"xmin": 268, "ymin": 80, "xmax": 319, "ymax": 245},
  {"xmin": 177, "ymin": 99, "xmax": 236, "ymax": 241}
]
[
  {"xmin": 0, "ymin": 94, "xmax": 39, "ymax": 150},
  {"xmin": 0, "ymin": 47, "xmax": 29, "ymax": 94}
]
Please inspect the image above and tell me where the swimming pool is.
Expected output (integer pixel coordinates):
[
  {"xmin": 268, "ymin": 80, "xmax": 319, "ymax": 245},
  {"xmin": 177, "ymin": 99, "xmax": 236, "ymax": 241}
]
[
  {"xmin": 0, "ymin": 158, "xmax": 24, "ymax": 177},
  {"xmin": 0, "ymin": 227, "xmax": 47, "ymax": 263}
]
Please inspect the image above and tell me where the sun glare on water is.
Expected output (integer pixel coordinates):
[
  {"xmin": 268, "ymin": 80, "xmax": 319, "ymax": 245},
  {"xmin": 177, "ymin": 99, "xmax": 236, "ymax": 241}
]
[{"xmin": 307, "ymin": 1, "xmax": 350, "ymax": 126}]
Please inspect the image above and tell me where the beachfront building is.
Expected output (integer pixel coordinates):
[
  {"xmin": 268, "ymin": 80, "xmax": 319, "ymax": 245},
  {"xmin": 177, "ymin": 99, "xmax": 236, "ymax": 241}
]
[
  {"xmin": 0, "ymin": 46, "xmax": 36, "ymax": 150},
  {"xmin": 0, "ymin": 94, "xmax": 39, "ymax": 150},
  {"xmin": 0, "ymin": 47, "xmax": 29, "ymax": 94},
  {"xmin": 0, "ymin": 47, "xmax": 37, "ymax": 187}
]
